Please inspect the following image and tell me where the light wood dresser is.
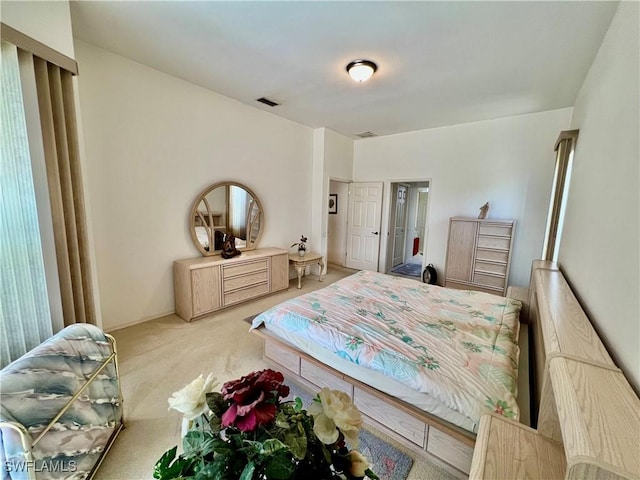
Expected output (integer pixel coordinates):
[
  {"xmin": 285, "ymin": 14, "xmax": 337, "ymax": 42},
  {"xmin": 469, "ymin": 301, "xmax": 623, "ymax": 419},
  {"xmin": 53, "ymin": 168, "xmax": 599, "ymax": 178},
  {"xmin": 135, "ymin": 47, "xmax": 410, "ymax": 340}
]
[
  {"xmin": 444, "ymin": 217, "xmax": 515, "ymax": 296},
  {"xmin": 174, "ymin": 248, "xmax": 289, "ymax": 322}
]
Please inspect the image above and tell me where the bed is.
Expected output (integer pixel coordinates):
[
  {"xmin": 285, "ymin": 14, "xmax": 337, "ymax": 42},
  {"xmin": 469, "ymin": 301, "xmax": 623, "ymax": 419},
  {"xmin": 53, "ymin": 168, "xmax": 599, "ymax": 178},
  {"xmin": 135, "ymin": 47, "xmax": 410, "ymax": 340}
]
[{"xmin": 251, "ymin": 270, "xmax": 521, "ymax": 476}]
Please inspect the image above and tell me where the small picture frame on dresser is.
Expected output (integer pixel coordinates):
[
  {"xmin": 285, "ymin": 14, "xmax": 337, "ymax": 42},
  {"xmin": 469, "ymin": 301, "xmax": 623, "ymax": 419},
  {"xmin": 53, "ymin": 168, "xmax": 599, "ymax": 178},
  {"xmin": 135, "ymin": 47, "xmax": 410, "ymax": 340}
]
[{"xmin": 328, "ymin": 194, "xmax": 338, "ymax": 214}]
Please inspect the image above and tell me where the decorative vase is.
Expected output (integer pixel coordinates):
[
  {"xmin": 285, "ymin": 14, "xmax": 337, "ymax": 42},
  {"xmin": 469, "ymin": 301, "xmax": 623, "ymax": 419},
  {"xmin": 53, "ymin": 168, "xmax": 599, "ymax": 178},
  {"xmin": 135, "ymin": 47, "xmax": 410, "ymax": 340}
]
[
  {"xmin": 181, "ymin": 418, "xmax": 193, "ymax": 436},
  {"xmin": 298, "ymin": 247, "xmax": 306, "ymax": 257}
]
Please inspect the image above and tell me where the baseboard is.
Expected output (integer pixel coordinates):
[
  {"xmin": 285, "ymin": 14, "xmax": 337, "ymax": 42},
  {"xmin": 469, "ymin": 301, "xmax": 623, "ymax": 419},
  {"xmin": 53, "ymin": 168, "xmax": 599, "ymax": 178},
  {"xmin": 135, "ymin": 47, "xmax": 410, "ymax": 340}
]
[{"xmin": 105, "ymin": 310, "xmax": 176, "ymax": 333}]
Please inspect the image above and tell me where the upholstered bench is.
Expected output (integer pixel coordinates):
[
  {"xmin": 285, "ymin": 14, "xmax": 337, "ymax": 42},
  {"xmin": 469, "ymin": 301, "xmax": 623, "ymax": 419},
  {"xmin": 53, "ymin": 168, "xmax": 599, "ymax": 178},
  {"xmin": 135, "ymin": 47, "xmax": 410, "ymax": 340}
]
[{"xmin": 0, "ymin": 324, "xmax": 124, "ymax": 480}]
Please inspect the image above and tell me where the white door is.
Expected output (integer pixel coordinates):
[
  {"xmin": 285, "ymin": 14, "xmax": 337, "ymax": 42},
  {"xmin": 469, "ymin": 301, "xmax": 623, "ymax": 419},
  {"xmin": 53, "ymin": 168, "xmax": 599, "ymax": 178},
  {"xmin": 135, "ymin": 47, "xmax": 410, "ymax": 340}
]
[
  {"xmin": 415, "ymin": 188, "xmax": 429, "ymax": 253},
  {"xmin": 345, "ymin": 182, "xmax": 383, "ymax": 271},
  {"xmin": 392, "ymin": 184, "xmax": 409, "ymax": 267}
]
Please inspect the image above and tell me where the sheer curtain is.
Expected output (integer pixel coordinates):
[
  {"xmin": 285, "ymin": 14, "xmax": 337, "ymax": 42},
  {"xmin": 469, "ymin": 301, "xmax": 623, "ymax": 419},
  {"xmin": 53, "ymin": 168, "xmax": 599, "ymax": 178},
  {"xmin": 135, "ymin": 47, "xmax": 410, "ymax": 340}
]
[
  {"xmin": 229, "ymin": 186, "xmax": 248, "ymax": 239},
  {"xmin": 1, "ymin": 41, "xmax": 53, "ymax": 366},
  {"xmin": 1, "ymin": 27, "xmax": 96, "ymax": 366}
]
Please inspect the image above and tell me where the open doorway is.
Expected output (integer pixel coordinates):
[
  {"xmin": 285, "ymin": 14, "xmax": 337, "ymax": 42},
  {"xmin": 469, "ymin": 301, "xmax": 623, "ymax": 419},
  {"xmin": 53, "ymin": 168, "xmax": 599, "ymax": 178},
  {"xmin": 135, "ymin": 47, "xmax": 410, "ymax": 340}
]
[
  {"xmin": 326, "ymin": 179, "xmax": 349, "ymax": 267},
  {"xmin": 386, "ymin": 181, "xmax": 430, "ymax": 279}
]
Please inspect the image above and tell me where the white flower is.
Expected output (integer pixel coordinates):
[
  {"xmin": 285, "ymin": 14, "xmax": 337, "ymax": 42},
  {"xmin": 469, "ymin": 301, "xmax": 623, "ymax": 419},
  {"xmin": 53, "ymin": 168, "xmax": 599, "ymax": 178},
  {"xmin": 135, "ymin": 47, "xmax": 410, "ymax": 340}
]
[
  {"xmin": 349, "ymin": 450, "xmax": 370, "ymax": 478},
  {"xmin": 168, "ymin": 373, "xmax": 218, "ymax": 420},
  {"xmin": 308, "ymin": 387, "xmax": 362, "ymax": 447}
]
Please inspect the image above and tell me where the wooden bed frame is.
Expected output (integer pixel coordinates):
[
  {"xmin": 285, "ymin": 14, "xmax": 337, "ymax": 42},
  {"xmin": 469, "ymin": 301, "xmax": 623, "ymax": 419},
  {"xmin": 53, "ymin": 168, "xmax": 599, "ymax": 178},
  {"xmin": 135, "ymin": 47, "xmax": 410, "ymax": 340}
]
[
  {"xmin": 252, "ymin": 261, "xmax": 640, "ymax": 479},
  {"xmin": 470, "ymin": 261, "xmax": 639, "ymax": 479},
  {"xmin": 253, "ymin": 326, "xmax": 476, "ymax": 478}
]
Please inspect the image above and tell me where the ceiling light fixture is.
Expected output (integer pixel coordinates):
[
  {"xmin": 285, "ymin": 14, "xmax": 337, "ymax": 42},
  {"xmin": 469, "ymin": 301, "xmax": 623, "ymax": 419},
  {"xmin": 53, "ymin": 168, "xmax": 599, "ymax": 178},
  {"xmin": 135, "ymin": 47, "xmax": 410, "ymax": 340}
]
[{"xmin": 346, "ymin": 59, "xmax": 377, "ymax": 82}]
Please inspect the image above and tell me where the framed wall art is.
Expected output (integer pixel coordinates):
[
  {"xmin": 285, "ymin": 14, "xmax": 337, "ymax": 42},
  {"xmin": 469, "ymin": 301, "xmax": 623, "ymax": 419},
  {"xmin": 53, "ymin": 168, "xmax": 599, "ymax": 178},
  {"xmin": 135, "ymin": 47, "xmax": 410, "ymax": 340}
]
[{"xmin": 328, "ymin": 194, "xmax": 338, "ymax": 214}]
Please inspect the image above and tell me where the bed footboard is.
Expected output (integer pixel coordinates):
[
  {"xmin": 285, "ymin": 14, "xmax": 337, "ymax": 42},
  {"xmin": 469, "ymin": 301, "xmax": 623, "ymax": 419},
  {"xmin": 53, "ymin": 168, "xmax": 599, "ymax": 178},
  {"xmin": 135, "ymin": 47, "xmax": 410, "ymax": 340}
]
[{"xmin": 253, "ymin": 327, "xmax": 475, "ymax": 479}]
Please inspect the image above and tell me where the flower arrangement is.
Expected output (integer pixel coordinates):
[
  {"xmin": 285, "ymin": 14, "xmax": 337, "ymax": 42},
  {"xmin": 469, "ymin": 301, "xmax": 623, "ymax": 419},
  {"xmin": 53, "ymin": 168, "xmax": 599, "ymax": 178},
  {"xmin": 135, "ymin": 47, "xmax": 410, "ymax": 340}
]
[
  {"xmin": 154, "ymin": 369, "xmax": 378, "ymax": 480},
  {"xmin": 290, "ymin": 235, "xmax": 308, "ymax": 256}
]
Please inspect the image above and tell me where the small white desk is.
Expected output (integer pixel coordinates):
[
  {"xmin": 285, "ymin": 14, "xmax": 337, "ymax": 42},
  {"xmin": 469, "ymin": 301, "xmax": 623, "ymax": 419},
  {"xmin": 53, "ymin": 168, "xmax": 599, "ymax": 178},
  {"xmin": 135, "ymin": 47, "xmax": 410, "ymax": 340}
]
[{"xmin": 288, "ymin": 253, "xmax": 324, "ymax": 289}]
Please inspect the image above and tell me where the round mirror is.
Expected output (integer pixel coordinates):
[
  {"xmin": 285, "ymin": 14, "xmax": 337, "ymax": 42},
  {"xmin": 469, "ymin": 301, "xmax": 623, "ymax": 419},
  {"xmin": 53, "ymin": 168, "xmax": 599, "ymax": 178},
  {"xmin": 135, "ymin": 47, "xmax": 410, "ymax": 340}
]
[{"xmin": 189, "ymin": 182, "xmax": 264, "ymax": 256}]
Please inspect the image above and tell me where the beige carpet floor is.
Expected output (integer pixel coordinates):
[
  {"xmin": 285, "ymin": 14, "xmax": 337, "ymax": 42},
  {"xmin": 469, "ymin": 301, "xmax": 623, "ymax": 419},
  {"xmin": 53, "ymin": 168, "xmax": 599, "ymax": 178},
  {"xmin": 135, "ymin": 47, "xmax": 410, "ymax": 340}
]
[{"xmin": 96, "ymin": 266, "xmax": 459, "ymax": 480}]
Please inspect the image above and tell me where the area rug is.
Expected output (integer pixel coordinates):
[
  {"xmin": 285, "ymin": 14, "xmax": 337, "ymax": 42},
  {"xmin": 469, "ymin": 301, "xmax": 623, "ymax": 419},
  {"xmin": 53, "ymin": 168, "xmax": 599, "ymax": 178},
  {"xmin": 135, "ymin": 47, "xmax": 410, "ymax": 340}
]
[
  {"xmin": 390, "ymin": 262, "xmax": 422, "ymax": 277},
  {"xmin": 285, "ymin": 381, "xmax": 414, "ymax": 480}
]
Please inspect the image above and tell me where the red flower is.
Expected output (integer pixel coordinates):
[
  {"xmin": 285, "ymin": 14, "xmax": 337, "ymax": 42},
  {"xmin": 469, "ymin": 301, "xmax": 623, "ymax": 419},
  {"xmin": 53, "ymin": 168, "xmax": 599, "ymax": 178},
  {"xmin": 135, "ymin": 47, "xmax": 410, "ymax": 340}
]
[{"xmin": 220, "ymin": 369, "xmax": 290, "ymax": 432}]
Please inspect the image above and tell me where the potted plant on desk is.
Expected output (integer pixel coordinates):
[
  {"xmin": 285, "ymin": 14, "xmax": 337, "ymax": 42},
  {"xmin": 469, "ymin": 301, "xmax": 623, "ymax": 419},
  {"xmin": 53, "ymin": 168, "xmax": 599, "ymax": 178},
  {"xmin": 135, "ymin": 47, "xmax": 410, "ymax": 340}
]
[{"xmin": 291, "ymin": 235, "xmax": 308, "ymax": 257}]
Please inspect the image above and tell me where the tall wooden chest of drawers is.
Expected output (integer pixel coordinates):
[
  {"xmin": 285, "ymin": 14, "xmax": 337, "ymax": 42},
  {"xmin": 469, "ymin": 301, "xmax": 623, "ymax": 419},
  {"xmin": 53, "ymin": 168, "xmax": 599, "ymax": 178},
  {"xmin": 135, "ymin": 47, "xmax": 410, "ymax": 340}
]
[{"xmin": 444, "ymin": 217, "xmax": 515, "ymax": 296}]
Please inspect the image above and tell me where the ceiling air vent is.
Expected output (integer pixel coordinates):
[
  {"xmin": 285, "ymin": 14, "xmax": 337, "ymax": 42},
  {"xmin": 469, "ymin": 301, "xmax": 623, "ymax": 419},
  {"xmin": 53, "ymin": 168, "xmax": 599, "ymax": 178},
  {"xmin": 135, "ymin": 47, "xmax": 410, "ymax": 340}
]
[
  {"xmin": 355, "ymin": 131, "xmax": 377, "ymax": 138},
  {"xmin": 256, "ymin": 97, "xmax": 279, "ymax": 107}
]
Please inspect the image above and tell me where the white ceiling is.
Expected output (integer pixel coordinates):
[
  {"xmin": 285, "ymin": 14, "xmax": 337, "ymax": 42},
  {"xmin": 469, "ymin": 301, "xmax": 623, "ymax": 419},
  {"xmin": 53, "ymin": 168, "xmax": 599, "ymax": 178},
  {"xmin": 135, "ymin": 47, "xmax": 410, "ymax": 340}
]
[{"xmin": 70, "ymin": 1, "xmax": 618, "ymax": 139}]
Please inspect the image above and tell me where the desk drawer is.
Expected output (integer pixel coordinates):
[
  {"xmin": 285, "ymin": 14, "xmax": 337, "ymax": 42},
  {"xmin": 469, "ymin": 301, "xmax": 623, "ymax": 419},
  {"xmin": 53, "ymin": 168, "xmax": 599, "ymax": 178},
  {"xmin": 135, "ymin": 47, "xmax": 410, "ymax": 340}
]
[
  {"xmin": 223, "ymin": 270, "xmax": 268, "ymax": 292},
  {"xmin": 223, "ymin": 259, "xmax": 269, "ymax": 278}
]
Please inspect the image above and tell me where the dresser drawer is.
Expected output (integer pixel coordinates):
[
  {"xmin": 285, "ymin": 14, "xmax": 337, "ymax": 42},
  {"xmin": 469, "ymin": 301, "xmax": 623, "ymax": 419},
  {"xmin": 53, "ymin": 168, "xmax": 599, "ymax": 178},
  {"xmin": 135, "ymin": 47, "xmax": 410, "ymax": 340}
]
[
  {"xmin": 223, "ymin": 270, "xmax": 268, "ymax": 292},
  {"xmin": 474, "ymin": 261, "xmax": 507, "ymax": 276},
  {"xmin": 479, "ymin": 223, "xmax": 512, "ymax": 237},
  {"xmin": 223, "ymin": 259, "xmax": 269, "ymax": 278},
  {"xmin": 473, "ymin": 272, "xmax": 506, "ymax": 289},
  {"xmin": 354, "ymin": 387, "xmax": 426, "ymax": 447},
  {"xmin": 475, "ymin": 248, "xmax": 509, "ymax": 263},
  {"xmin": 300, "ymin": 358, "xmax": 353, "ymax": 396},
  {"xmin": 223, "ymin": 282, "xmax": 268, "ymax": 306},
  {"xmin": 477, "ymin": 235, "xmax": 511, "ymax": 250}
]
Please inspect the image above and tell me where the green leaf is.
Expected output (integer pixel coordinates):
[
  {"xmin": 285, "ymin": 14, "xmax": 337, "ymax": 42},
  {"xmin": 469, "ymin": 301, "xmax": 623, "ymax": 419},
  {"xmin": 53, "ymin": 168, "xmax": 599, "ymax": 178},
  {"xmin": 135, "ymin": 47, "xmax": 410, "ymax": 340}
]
[
  {"xmin": 263, "ymin": 450, "xmax": 296, "ymax": 479},
  {"xmin": 275, "ymin": 410, "xmax": 291, "ymax": 429},
  {"xmin": 206, "ymin": 392, "xmax": 226, "ymax": 417},
  {"xmin": 153, "ymin": 447, "xmax": 197, "ymax": 480},
  {"xmin": 209, "ymin": 415, "xmax": 222, "ymax": 435},
  {"xmin": 239, "ymin": 461, "xmax": 256, "ymax": 480},
  {"xmin": 283, "ymin": 431, "xmax": 307, "ymax": 459},
  {"xmin": 153, "ymin": 446, "xmax": 177, "ymax": 479},
  {"xmin": 183, "ymin": 431, "xmax": 216, "ymax": 459},
  {"xmin": 365, "ymin": 467, "xmax": 380, "ymax": 480},
  {"xmin": 262, "ymin": 438, "xmax": 289, "ymax": 456},
  {"xmin": 294, "ymin": 396, "xmax": 303, "ymax": 411}
]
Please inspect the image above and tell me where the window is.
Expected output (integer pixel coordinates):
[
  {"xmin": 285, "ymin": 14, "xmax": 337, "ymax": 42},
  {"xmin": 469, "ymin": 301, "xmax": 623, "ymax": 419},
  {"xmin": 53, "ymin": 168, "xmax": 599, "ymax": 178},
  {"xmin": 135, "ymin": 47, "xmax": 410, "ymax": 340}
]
[
  {"xmin": 1, "ymin": 40, "xmax": 54, "ymax": 366},
  {"xmin": 542, "ymin": 130, "xmax": 579, "ymax": 262}
]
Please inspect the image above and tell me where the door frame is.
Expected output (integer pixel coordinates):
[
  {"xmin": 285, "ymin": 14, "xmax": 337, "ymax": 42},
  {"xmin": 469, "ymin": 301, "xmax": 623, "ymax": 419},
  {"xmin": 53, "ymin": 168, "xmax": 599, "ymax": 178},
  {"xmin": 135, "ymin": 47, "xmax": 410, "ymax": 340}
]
[
  {"xmin": 326, "ymin": 178, "xmax": 350, "ymax": 267},
  {"xmin": 381, "ymin": 178, "xmax": 432, "ymax": 274}
]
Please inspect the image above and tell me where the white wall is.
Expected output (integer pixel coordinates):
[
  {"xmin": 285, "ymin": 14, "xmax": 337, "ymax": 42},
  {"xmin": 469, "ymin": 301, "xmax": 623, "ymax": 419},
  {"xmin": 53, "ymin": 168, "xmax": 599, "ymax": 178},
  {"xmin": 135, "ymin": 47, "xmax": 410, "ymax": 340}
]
[
  {"xmin": 1, "ymin": 1, "xmax": 75, "ymax": 58},
  {"xmin": 310, "ymin": 128, "xmax": 354, "ymax": 267},
  {"xmin": 327, "ymin": 180, "xmax": 349, "ymax": 265},
  {"xmin": 75, "ymin": 40, "xmax": 314, "ymax": 331},
  {"xmin": 559, "ymin": 1, "xmax": 639, "ymax": 392},
  {"xmin": 354, "ymin": 108, "xmax": 573, "ymax": 287}
]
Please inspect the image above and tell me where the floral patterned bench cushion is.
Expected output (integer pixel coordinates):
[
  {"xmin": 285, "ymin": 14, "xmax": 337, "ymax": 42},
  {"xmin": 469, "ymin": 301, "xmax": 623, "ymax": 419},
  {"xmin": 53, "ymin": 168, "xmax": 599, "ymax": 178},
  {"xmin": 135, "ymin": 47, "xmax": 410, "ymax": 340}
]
[{"xmin": 0, "ymin": 324, "xmax": 122, "ymax": 480}]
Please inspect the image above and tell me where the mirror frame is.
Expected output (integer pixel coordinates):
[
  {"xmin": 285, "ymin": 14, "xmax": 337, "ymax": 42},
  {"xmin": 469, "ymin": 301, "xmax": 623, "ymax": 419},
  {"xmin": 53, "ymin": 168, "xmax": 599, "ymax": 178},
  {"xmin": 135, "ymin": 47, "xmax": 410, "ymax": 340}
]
[{"xmin": 189, "ymin": 181, "xmax": 264, "ymax": 256}]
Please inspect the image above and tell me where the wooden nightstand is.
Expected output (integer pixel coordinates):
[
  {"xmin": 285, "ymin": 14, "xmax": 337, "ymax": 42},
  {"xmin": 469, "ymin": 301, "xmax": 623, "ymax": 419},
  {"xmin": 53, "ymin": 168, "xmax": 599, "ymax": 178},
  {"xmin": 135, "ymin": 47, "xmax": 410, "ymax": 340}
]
[{"xmin": 288, "ymin": 253, "xmax": 324, "ymax": 289}]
